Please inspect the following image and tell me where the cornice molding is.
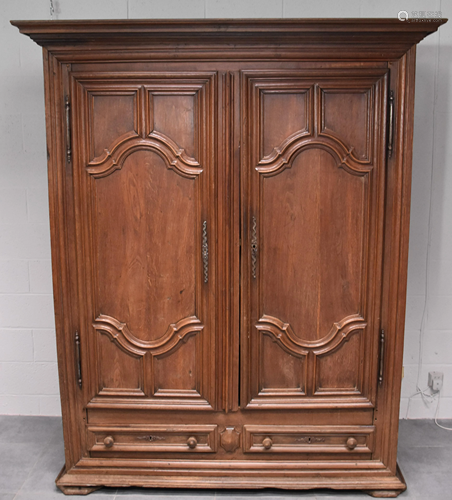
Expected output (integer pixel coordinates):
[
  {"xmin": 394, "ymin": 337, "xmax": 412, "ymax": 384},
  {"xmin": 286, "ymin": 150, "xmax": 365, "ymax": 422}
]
[{"xmin": 11, "ymin": 19, "xmax": 447, "ymax": 60}]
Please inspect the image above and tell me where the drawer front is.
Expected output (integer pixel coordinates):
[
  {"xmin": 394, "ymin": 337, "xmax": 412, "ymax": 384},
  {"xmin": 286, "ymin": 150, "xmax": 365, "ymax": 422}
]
[
  {"xmin": 244, "ymin": 425, "xmax": 374, "ymax": 454},
  {"xmin": 88, "ymin": 425, "xmax": 218, "ymax": 454}
]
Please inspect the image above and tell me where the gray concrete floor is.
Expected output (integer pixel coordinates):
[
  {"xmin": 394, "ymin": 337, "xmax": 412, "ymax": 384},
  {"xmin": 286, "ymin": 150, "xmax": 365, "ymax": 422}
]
[{"xmin": 0, "ymin": 417, "xmax": 451, "ymax": 499}]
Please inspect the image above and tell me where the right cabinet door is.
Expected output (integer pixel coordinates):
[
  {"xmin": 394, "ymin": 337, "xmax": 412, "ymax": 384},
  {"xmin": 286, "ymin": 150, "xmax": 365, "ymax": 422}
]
[{"xmin": 241, "ymin": 69, "xmax": 389, "ymax": 412}]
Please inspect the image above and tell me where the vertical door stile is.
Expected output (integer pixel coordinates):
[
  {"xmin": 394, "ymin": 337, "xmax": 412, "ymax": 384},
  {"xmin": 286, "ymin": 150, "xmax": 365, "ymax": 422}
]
[
  {"xmin": 218, "ymin": 70, "xmax": 240, "ymax": 413},
  {"xmin": 230, "ymin": 70, "xmax": 241, "ymax": 413}
]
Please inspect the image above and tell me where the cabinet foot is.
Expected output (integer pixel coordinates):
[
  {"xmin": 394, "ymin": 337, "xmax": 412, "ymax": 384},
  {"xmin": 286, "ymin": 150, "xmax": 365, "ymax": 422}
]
[
  {"xmin": 56, "ymin": 466, "xmax": 102, "ymax": 495},
  {"xmin": 365, "ymin": 490, "xmax": 404, "ymax": 498},
  {"xmin": 364, "ymin": 464, "xmax": 406, "ymax": 497},
  {"xmin": 57, "ymin": 485, "xmax": 102, "ymax": 495}
]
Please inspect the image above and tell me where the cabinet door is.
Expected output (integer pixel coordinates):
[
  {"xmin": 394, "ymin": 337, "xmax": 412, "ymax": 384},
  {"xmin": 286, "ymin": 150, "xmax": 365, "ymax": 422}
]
[
  {"xmin": 241, "ymin": 69, "xmax": 388, "ymax": 410},
  {"xmin": 71, "ymin": 72, "xmax": 217, "ymax": 411}
]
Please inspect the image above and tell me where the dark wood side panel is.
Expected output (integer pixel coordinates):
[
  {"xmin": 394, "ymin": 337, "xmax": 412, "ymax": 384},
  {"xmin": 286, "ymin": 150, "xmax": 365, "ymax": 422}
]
[
  {"xmin": 43, "ymin": 51, "xmax": 85, "ymax": 471},
  {"xmin": 375, "ymin": 47, "xmax": 418, "ymax": 473}
]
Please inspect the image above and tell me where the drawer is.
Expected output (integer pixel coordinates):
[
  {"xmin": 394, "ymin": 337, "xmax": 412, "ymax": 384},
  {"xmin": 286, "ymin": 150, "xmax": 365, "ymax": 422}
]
[
  {"xmin": 88, "ymin": 425, "xmax": 218, "ymax": 453},
  {"xmin": 244, "ymin": 425, "xmax": 374, "ymax": 454}
]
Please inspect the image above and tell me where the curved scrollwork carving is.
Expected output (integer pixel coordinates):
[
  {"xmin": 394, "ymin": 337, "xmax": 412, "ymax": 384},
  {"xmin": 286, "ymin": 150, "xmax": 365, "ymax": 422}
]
[
  {"xmin": 257, "ymin": 134, "xmax": 372, "ymax": 177},
  {"xmin": 86, "ymin": 131, "xmax": 202, "ymax": 179},
  {"xmin": 256, "ymin": 313, "xmax": 366, "ymax": 357},
  {"xmin": 256, "ymin": 315, "xmax": 308, "ymax": 357},
  {"xmin": 93, "ymin": 314, "xmax": 204, "ymax": 357}
]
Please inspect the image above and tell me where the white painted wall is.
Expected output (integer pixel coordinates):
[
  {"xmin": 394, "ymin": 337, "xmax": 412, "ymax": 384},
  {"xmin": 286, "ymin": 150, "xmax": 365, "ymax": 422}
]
[{"xmin": 0, "ymin": 0, "xmax": 451, "ymax": 418}]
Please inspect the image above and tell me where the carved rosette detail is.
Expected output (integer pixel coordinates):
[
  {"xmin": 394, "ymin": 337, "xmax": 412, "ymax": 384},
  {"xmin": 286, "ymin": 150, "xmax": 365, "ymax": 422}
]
[
  {"xmin": 256, "ymin": 134, "xmax": 372, "ymax": 177},
  {"xmin": 256, "ymin": 313, "xmax": 366, "ymax": 357},
  {"xmin": 220, "ymin": 427, "xmax": 241, "ymax": 453},
  {"xmin": 93, "ymin": 314, "xmax": 204, "ymax": 357},
  {"xmin": 86, "ymin": 131, "xmax": 202, "ymax": 179}
]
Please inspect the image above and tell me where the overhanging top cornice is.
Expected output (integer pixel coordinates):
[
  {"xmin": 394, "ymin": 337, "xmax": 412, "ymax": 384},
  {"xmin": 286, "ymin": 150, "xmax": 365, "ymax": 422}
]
[{"xmin": 11, "ymin": 18, "xmax": 447, "ymax": 60}]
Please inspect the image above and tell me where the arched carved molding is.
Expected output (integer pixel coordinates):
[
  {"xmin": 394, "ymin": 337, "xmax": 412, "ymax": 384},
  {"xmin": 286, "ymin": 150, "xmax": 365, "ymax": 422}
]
[
  {"xmin": 256, "ymin": 316, "xmax": 308, "ymax": 357},
  {"xmin": 86, "ymin": 131, "xmax": 202, "ymax": 179},
  {"xmin": 319, "ymin": 130, "xmax": 370, "ymax": 163},
  {"xmin": 256, "ymin": 134, "xmax": 372, "ymax": 177},
  {"xmin": 89, "ymin": 130, "xmax": 139, "ymax": 165},
  {"xmin": 261, "ymin": 330, "xmax": 308, "ymax": 361},
  {"xmin": 313, "ymin": 324, "xmax": 365, "ymax": 357},
  {"xmin": 259, "ymin": 130, "xmax": 309, "ymax": 165},
  {"xmin": 93, "ymin": 314, "xmax": 204, "ymax": 357},
  {"xmin": 256, "ymin": 313, "xmax": 366, "ymax": 357}
]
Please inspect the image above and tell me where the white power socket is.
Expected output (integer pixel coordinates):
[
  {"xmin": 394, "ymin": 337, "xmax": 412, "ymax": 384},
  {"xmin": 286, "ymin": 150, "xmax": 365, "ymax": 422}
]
[{"xmin": 428, "ymin": 372, "xmax": 444, "ymax": 392}]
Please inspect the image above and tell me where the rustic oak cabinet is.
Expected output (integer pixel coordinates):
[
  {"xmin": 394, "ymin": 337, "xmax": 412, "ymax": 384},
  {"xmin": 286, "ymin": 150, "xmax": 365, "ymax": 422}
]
[{"xmin": 13, "ymin": 19, "xmax": 446, "ymax": 497}]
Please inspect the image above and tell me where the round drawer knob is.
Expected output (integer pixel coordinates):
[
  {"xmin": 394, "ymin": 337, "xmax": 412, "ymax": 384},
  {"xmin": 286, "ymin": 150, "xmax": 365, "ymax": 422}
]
[
  {"xmin": 346, "ymin": 437, "xmax": 358, "ymax": 450},
  {"xmin": 103, "ymin": 436, "xmax": 114, "ymax": 448},
  {"xmin": 187, "ymin": 436, "xmax": 198, "ymax": 449},
  {"xmin": 262, "ymin": 437, "xmax": 273, "ymax": 450}
]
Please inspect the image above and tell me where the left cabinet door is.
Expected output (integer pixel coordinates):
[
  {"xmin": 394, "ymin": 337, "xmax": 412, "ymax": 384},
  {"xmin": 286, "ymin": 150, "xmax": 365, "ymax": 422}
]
[{"xmin": 70, "ymin": 72, "xmax": 217, "ymax": 412}]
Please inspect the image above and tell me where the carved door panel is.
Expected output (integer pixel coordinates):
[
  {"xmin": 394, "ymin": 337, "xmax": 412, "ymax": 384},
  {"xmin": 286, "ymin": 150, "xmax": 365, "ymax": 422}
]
[
  {"xmin": 241, "ymin": 69, "xmax": 388, "ymax": 410},
  {"xmin": 71, "ymin": 73, "xmax": 217, "ymax": 411}
]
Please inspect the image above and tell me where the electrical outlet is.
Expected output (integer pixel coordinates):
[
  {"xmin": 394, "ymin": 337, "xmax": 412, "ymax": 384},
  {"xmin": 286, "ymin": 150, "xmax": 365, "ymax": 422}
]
[{"xmin": 428, "ymin": 372, "xmax": 444, "ymax": 392}]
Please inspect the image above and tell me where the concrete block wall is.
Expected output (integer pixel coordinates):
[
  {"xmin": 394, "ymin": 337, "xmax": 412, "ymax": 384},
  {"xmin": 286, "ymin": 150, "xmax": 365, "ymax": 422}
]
[{"xmin": 0, "ymin": 0, "xmax": 451, "ymax": 418}]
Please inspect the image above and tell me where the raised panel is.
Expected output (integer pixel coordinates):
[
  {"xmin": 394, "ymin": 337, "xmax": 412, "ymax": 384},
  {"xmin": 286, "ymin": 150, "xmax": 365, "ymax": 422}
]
[
  {"xmin": 90, "ymin": 92, "xmax": 138, "ymax": 160},
  {"xmin": 96, "ymin": 332, "xmax": 144, "ymax": 397},
  {"xmin": 261, "ymin": 91, "xmax": 308, "ymax": 158},
  {"xmin": 259, "ymin": 333, "xmax": 305, "ymax": 394},
  {"xmin": 95, "ymin": 149, "xmax": 196, "ymax": 343},
  {"xmin": 321, "ymin": 89, "xmax": 371, "ymax": 160},
  {"xmin": 153, "ymin": 334, "xmax": 199, "ymax": 396},
  {"xmin": 315, "ymin": 330, "xmax": 363, "ymax": 394},
  {"xmin": 152, "ymin": 94, "xmax": 196, "ymax": 159},
  {"xmin": 261, "ymin": 148, "xmax": 366, "ymax": 343}
]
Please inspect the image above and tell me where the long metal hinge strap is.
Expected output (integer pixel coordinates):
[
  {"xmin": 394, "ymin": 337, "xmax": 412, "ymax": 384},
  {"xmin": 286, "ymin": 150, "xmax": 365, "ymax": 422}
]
[
  {"xmin": 387, "ymin": 90, "xmax": 394, "ymax": 158},
  {"xmin": 75, "ymin": 331, "xmax": 82, "ymax": 389},
  {"xmin": 202, "ymin": 220, "xmax": 208, "ymax": 283},
  {"xmin": 65, "ymin": 96, "xmax": 72, "ymax": 163},
  {"xmin": 378, "ymin": 329, "xmax": 385, "ymax": 385},
  {"xmin": 251, "ymin": 216, "xmax": 257, "ymax": 279}
]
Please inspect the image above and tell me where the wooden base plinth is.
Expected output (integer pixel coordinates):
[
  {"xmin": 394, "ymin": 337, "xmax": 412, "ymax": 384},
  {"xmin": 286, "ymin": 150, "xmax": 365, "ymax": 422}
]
[{"xmin": 55, "ymin": 462, "xmax": 407, "ymax": 497}]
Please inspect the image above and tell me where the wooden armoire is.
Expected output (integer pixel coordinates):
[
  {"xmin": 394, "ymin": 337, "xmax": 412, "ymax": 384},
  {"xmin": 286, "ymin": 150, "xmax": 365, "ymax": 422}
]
[{"xmin": 13, "ymin": 18, "xmax": 446, "ymax": 497}]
